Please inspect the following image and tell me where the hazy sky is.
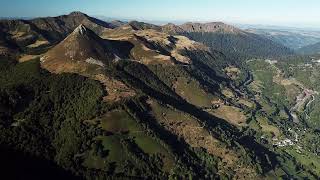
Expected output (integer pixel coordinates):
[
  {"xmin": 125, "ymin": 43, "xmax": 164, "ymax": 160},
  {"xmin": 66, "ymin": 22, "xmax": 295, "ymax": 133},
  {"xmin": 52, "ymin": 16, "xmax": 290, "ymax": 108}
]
[{"xmin": 2, "ymin": 0, "xmax": 320, "ymax": 28}]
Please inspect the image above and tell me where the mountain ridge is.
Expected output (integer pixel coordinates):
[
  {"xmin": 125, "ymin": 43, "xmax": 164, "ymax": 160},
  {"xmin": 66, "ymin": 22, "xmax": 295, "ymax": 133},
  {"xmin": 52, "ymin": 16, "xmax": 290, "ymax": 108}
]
[
  {"xmin": 163, "ymin": 22, "xmax": 294, "ymax": 61},
  {"xmin": 297, "ymin": 41, "xmax": 320, "ymax": 55},
  {"xmin": 121, "ymin": 20, "xmax": 294, "ymax": 61},
  {"xmin": 0, "ymin": 11, "xmax": 294, "ymax": 61}
]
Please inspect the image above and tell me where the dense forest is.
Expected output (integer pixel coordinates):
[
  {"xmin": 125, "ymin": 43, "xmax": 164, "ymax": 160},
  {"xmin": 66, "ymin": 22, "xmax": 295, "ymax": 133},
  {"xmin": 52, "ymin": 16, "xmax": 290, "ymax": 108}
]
[{"xmin": 180, "ymin": 32, "xmax": 294, "ymax": 63}]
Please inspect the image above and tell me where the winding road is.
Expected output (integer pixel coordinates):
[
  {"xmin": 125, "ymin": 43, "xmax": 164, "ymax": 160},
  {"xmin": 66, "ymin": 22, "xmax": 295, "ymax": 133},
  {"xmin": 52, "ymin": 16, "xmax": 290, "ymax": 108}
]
[
  {"xmin": 290, "ymin": 89, "xmax": 318, "ymax": 123},
  {"xmin": 245, "ymin": 60, "xmax": 318, "ymax": 124}
]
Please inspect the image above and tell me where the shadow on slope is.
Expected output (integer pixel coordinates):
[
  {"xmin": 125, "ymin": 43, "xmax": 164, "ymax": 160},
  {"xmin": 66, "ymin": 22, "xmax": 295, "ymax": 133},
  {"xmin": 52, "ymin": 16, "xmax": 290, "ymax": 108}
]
[
  {"xmin": 113, "ymin": 60, "xmax": 279, "ymax": 174},
  {"xmin": 0, "ymin": 145, "xmax": 80, "ymax": 180}
]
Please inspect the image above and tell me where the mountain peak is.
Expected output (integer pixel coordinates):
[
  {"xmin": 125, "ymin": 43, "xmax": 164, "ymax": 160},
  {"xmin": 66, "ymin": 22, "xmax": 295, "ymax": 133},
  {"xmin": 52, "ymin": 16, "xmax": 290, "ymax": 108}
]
[
  {"xmin": 69, "ymin": 11, "xmax": 88, "ymax": 17},
  {"xmin": 41, "ymin": 25, "xmax": 127, "ymax": 73}
]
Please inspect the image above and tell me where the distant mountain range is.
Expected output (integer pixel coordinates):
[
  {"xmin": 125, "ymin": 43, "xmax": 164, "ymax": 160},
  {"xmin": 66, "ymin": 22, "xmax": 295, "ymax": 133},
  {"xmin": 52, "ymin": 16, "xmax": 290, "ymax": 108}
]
[
  {"xmin": 246, "ymin": 28, "xmax": 320, "ymax": 50},
  {"xmin": 0, "ymin": 12, "xmax": 295, "ymax": 61},
  {"xmin": 101, "ymin": 20, "xmax": 294, "ymax": 61},
  {"xmin": 161, "ymin": 22, "xmax": 294, "ymax": 61}
]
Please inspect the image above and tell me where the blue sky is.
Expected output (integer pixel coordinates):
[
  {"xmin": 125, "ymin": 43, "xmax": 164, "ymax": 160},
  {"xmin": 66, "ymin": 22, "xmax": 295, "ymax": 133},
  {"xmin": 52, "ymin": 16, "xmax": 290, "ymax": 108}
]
[{"xmin": 2, "ymin": 0, "xmax": 320, "ymax": 28}]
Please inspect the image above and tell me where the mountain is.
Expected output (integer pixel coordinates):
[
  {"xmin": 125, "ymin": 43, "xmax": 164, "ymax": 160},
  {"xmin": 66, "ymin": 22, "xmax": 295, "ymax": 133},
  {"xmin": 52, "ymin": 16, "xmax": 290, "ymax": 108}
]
[
  {"xmin": 0, "ymin": 11, "xmax": 116, "ymax": 57},
  {"xmin": 163, "ymin": 22, "xmax": 294, "ymax": 61},
  {"xmin": 41, "ymin": 24, "xmax": 127, "ymax": 73},
  {"xmin": 29, "ymin": 11, "xmax": 115, "ymax": 39},
  {"xmin": 297, "ymin": 41, "xmax": 320, "ymax": 55},
  {"xmin": 247, "ymin": 28, "xmax": 320, "ymax": 49}
]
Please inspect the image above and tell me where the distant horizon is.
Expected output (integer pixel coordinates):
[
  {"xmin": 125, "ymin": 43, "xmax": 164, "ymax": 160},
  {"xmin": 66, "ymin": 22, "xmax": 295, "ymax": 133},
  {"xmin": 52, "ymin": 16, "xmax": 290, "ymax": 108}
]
[
  {"xmin": 2, "ymin": 12, "xmax": 320, "ymax": 31},
  {"xmin": 2, "ymin": 0, "xmax": 320, "ymax": 30}
]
